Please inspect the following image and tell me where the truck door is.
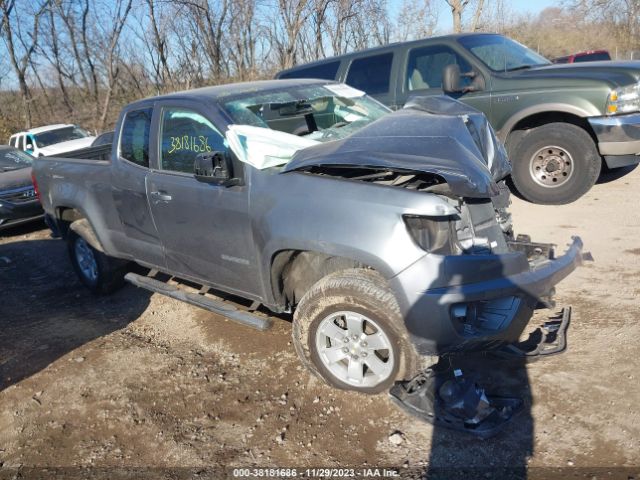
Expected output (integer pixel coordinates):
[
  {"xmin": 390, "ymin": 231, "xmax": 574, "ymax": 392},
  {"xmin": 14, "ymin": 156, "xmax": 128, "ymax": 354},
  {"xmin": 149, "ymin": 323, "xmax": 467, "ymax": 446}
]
[
  {"xmin": 395, "ymin": 44, "xmax": 491, "ymax": 115},
  {"xmin": 147, "ymin": 104, "xmax": 260, "ymax": 299},
  {"xmin": 111, "ymin": 106, "xmax": 166, "ymax": 268}
]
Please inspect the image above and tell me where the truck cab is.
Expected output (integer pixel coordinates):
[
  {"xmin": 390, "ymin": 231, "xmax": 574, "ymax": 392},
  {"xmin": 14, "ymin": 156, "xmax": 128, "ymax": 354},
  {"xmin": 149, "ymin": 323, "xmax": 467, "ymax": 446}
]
[{"xmin": 277, "ymin": 33, "xmax": 640, "ymax": 205}]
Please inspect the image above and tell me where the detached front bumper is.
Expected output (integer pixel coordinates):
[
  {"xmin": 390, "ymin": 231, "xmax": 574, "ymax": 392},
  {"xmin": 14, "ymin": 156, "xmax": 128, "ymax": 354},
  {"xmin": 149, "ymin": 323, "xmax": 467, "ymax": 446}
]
[
  {"xmin": 389, "ymin": 236, "xmax": 584, "ymax": 355},
  {"xmin": 589, "ymin": 113, "xmax": 640, "ymax": 168}
]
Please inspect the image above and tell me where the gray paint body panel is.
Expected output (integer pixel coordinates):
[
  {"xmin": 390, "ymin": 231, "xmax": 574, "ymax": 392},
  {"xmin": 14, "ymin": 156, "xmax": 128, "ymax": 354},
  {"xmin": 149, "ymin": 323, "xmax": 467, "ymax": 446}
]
[{"xmin": 33, "ymin": 81, "xmax": 583, "ymax": 354}]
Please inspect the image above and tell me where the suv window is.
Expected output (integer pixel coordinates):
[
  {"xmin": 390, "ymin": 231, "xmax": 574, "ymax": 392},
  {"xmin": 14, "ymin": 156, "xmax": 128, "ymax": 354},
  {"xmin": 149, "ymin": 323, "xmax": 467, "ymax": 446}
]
[
  {"xmin": 346, "ymin": 53, "xmax": 393, "ymax": 95},
  {"xmin": 120, "ymin": 108, "xmax": 152, "ymax": 167},
  {"xmin": 17, "ymin": 135, "xmax": 24, "ymax": 151},
  {"xmin": 9, "ymin": 136, "xmax": 16, "ymax": 147},
  {"xmin": 160, "ymin": 108, "xmax": 226, "ymax": 174},
  {"xmin": 279, "ymin": 61, "xmax": 340, "ymax": 80},
  {"xmin": 407, "ymin": 45, "xmax": 472, "ymax": 91}
]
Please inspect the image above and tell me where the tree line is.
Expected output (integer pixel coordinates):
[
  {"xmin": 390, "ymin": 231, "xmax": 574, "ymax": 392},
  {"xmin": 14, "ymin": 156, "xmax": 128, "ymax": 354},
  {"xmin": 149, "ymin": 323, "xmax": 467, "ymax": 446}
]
[{"xmin": 0, "ymin": 0, "xmax": 638, "ymax": 141}]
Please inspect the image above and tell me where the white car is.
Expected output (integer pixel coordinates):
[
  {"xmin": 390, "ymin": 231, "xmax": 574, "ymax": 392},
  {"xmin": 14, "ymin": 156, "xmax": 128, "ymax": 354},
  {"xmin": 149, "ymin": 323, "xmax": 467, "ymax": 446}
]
[{"xmin": 9, "ymin": 124, "xmax": 96, "ymax": 157}]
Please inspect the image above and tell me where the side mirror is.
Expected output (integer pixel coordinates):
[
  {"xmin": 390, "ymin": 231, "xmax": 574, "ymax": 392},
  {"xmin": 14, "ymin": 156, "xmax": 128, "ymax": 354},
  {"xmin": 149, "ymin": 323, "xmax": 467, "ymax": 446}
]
[
  {"xmin": 194, "ymin": 151, "xmax": 239, "ymax": 186},
  {"xmin": 442, "ymin": 64, "xmax": 463, "ymax": 93},
  {"xmin": 25, "ymin": 143, "xmax": 34, "ymax": 152},
  {"xmin": 443, "ymin": 64, "xmax": 480, "ymax": 94}
]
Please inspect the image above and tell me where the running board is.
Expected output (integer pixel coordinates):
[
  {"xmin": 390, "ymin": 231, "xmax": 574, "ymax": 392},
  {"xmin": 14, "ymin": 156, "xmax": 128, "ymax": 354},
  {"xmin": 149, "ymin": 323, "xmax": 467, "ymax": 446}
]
[{"xmin": 124, "ymin": 272, "xmax": 272, "ymax": 331}]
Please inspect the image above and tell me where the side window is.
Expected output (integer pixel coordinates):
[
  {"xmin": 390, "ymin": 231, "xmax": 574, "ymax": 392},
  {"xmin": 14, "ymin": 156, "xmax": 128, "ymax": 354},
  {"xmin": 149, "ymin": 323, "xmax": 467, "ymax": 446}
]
[
  {"xmin": 407, "ymin": 45, "xmax": 472, "ymax": 91},
  {"xmin": 279, "ymin": 61, "xmax": 340, "ymax": 80},
  {"xmin": 9, "ymin": 136, "xmax": 16, "ymax": 147},
  {"xmin": 160, "ymin": 108, "xmax": 226, "ymax": 174},
  {"xmin": 120, "ymin": 108, "xmax": 152, "ymax": 167},
  {"xmin": 346, "ymin": 53, "xmax": 393, "ymax": 95},
  {"xmin": 17, "ymin": 135, "xmax": 24, "ymax": 151}
]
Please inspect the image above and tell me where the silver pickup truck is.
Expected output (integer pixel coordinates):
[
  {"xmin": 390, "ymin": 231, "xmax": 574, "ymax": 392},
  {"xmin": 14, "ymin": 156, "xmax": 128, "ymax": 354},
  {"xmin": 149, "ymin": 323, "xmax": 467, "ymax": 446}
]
[{"xmin": 33, "ymin": 79, "xmax": 584, "ymax": 394}]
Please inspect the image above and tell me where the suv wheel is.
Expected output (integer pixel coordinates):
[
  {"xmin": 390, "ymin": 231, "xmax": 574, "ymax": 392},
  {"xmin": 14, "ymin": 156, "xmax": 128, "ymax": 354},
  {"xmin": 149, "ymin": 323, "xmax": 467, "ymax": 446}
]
[
  {"xmin": 67, "ymin": 231, "xmax": 127, "ymax": 294},
  {"xmin": 292, "ymin": 269, "xmax": 418, "ymax": 394},
  {"xmin": 508, "ymin": 122, "xmax": 601, "ymax": 204}
]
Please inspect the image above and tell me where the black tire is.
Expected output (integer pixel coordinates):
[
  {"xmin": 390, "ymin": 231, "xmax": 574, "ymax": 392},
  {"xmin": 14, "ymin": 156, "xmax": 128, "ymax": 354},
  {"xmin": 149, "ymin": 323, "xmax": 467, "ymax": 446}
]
[
  {"xmin": 292, "ymin": 268, "xmax": 419, "ymax": 394},
  {"xmin": 67, "ymin": 231, "xmax": 127, "ymax": 294},
  {"xmin": 508, "ymin": 123, "xmax": 601, "ymax": 205}
]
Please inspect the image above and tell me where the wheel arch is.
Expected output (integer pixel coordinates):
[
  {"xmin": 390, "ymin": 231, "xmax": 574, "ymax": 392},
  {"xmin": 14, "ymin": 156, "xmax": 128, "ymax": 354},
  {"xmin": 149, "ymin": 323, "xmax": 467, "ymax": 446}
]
[
  {"xmin": 55, "ymin": 207, "xmax": 105, "ymax": 252},
  {"xmin": 270, "ymin": 249, "xmax": 372, "ymax": 309},
  {"xmin": 500, "ymin": 106, "xmax": 600, "ymax": 149}
]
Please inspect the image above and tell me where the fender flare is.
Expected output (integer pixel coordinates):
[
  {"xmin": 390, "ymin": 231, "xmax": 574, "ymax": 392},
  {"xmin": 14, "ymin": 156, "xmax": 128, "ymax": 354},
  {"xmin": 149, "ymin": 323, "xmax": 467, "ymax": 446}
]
[
  {"xmin": 69, "ymin": 218, "xmax": 105, "ymax": 253},
  {"xmin": 497, "ymin": 103, "xmax": 594, "ymax": 144}
]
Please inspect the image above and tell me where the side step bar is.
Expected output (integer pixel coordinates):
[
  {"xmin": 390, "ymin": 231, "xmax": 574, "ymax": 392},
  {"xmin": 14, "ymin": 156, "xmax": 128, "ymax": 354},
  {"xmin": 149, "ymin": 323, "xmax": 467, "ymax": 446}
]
[{"xmin": 124, "ymin": 272, "xmax": 272, "ymax": 331}]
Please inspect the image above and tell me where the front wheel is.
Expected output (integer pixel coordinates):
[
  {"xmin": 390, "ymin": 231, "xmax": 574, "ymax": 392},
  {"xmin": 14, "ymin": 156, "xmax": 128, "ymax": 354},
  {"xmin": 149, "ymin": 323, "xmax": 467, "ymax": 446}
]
[
  {"xmin": 67, "ymin": 231, "xmax": 127, "ymax": 294},
  {"xmin": 292, "ymin": 269, "xmax": 419, "ymax": 394},
  {"xmin": 508, "ymin": 123, "xmax": 601, "ymax": 204}
]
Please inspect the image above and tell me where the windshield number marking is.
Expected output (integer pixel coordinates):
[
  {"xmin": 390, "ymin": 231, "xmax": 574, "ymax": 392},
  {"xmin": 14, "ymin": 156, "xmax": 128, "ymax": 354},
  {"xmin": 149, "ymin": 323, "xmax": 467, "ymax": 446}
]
[{"xmin": 168, "ymin": 135, "xmax": 212, "ymax": 154}]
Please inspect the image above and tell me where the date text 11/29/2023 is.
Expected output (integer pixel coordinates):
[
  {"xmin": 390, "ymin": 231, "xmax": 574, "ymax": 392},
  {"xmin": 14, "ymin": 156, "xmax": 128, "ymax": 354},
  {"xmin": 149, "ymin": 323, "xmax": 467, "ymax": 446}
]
[{"xmin": 231, "ymin": 467, "xmax": 400, "ymax": 478}]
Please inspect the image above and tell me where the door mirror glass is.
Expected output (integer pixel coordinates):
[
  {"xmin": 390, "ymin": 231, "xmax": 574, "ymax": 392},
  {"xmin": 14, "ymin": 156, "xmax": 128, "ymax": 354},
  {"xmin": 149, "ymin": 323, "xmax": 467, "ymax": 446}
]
[
  {"xmin": 194, "ymin": 151, "xmax": 238, "ymax": 186},
  {"xmin": 442, "ymin": 64, "xmax": 463, "ymax": 93}
]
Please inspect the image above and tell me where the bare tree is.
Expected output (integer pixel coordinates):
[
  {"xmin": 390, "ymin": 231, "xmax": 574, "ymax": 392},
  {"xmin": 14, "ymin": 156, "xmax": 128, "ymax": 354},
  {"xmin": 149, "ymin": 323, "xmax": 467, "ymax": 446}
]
[
  {"xmin": 177, "ymin": 0, "xmax": 230, "ymax": 80},
  {"xmin": 40, "ymin": 4, "xmax": 74, "ymax": 115},
  {"xmin": 271, "ymin": 0, "xmax": 310, "ymax": 69},
  {"xmin": 96, "ymin": 0, "xmax": 133, "ymax": 131},
  {"xmin": 227, "ymin": 0, "xmax": 260, "ymax": 79},
  {"xmin": 395, "ymin": 0, "xmax": 438, "ymax": 41},
  {"xmin": 0, "ymin": 0, "xmax": 48, "ymax": 128},
  {"xmin": 469, "ymin": 0, "xmax": 485, "ymax": 31},
  {"xmin": 444, "ymin": 0, "xmax": 485, "ymax": 32},
  {"xmin": 145, "ymin": 0, "xmax": 173, "ymax": 90},
  {"xmin": 445, "ymin": 0, "xmax": 469, "ymax": 33}
]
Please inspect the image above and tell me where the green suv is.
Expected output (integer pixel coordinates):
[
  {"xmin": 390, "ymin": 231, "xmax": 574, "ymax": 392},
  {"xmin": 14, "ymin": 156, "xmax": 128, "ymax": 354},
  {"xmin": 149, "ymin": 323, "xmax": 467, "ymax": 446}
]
[{"xmin": 277, "ymin": 33, "xmax": 640, "ymax": 204}]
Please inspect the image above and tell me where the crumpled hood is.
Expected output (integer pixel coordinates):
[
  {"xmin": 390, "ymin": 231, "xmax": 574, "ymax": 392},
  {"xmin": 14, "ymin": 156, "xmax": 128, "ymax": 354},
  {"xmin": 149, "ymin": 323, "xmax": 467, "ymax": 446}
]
[
  {"xmin": 0, "ymin": 166, "xmax": 33, "ymax": 191},
  {"xmin": 282, "ymin": 96, "xmax": 511, "ymax": 198}
]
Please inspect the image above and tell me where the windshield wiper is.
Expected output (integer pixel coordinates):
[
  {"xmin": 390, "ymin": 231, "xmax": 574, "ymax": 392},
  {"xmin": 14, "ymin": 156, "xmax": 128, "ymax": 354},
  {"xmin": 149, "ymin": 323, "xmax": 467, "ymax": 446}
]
[{"xmin": 505, "ymin": 64, "xmax": 536, "ymax": 72}]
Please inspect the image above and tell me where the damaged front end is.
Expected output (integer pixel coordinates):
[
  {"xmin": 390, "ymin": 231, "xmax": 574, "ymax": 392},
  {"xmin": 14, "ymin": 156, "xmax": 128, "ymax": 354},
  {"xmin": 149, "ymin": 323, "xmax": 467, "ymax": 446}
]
[
  {"xmin": 281, "ymin": 96, "xmax": 587, "ymax": 436},
  {"xmin": 283, "ymin": 96, "xmax": 586, "ymax": 356}
]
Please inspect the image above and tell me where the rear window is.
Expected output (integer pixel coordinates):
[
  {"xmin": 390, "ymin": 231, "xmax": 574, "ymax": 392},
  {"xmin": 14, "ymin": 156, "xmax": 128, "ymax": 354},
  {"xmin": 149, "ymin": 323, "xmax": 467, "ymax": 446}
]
[
  {"xmin": 345, "ymin": 53, "xmax": 393, "ymax": 95},
  {"xmin": 120, "ymin": 108, "xmax": 152, "ymax": 167},
  {"xmin": 574, "ymin": 52, "xmax": 611, "ymax": 62},
  {"xmin": 33, "ymin": 126, "xmax": 89, "ymax": 148},
  {"xmin": 279, "ymin": 61, "xmax": 340, "ymax": 80}
]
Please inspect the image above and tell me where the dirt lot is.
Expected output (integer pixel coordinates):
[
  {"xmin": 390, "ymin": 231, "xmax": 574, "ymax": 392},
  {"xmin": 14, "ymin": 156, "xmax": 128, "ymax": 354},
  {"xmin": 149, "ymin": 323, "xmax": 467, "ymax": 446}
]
[{"xmin": 1, "ymin": 167, "xmax": 639, "ymax": 480}]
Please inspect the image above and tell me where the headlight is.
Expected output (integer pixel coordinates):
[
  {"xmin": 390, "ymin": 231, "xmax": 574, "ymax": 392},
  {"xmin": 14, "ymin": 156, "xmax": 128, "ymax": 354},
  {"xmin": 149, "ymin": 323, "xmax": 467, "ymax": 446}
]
[
  {"xmin": 606, "ymin": 83, "xmax": 640, "ymax": 114},
  {"xmin": 404, "ymin": 215, "xmax": 453, "ymax": 254}
]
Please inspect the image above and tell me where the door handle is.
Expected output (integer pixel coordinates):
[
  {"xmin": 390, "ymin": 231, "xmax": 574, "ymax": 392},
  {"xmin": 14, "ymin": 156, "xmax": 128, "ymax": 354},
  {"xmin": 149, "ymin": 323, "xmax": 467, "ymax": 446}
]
[{"xmin": 150, "ymin": 190, "xmax": 172, "ymax": 202}]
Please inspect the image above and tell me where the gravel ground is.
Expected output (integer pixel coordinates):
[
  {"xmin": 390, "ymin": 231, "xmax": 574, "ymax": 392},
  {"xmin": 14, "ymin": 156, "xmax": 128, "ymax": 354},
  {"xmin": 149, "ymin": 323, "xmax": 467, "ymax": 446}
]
[{"xmin": 0, "ymin": 166, "xmax": 639, "ymax": 480}]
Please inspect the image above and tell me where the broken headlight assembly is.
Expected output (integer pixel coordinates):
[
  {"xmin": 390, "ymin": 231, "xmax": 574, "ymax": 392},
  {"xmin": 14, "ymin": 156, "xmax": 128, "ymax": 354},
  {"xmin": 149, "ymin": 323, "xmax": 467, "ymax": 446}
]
[{"xmin": 403, "ymin": 215, "xmax": 455, "ymax": 254}]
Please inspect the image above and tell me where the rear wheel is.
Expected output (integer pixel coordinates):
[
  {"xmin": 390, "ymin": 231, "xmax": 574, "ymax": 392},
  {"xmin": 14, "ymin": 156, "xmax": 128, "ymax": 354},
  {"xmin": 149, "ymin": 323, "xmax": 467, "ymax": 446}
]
[
  {"xmin": 508, "ymin": 123, "xmax": 601, "ymax": 204},
  {"xmin": 292, "ymin": 269, "xmax": 419, "ymax": 394},
  {"xmin": 67, "ymin": 231, "xmax": 127, "ymax": 294}
]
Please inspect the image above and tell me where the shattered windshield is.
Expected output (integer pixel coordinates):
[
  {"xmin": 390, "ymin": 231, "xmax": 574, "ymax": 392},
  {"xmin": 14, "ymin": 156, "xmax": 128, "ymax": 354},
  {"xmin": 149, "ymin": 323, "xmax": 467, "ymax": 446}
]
[
  {"xmin": 221, "ymin": 83, "xmax": 391, "ymax": 170},
  {"xmin": 222, "ymin": 84, "xmax": 390, "ymax": 143}
]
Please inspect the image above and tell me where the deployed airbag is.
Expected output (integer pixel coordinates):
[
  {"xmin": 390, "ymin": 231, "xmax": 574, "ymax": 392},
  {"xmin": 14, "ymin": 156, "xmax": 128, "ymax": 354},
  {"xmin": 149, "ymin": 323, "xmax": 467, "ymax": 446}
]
[{"xmin": 227, "ymin": 124, "xmax": 319, "ymax": 170}]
